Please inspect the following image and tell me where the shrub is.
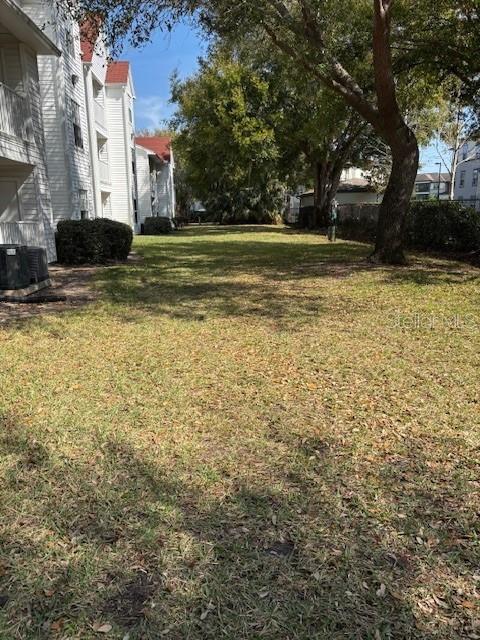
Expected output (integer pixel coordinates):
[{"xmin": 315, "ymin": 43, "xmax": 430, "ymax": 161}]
[
  {"xmin": 407, "ymin": 201, "xmax": 480, "ymax": 253},
  {"xmin": 335, "ymin": 201, "xmax": 480, "ymax": 255},
  {"xmin": 143, "ymin": 217, "xmax": 173, "ymax": 235},
  {"xmin": 56, "ymin": 218, "xmax": 133, "ymax": 264}
]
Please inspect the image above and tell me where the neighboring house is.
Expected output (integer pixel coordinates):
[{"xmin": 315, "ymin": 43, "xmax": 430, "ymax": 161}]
[
  {"xmin": 454, "ymin": 141, "xmax": 480, "ymax": 208},
  {"xmin": 0, "ymin": 0, "xmax": 59, "ymax": 261},
  {"xmin": 299, "ymin": 167, "xmax": 382, "ymax": 212},
  {"xmin": 135, "ymin": 136, "xmax": 175, "ymax": 221},
  {"xmin": 104, "ymin": 61, "xmax": 139, "ymax": 231},
  {"xmin": 413, "ymin": 173, "xmax": 451, "ymax": 201},
  {"xmin": 19, "ymin": 0, "xmax": 95, "ymax": 226},
  {"xmin": 339, "ymin": 167, "xmax": 383, "ymax": 204}
]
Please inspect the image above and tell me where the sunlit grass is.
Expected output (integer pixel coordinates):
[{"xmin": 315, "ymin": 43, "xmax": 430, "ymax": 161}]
[{"xmin": 0, "ymin": 225, "xmax": 479, "ymax": 639}]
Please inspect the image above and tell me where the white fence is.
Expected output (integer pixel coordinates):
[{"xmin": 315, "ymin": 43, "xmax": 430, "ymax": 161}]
[
  {"xmin": 0, "ymin": 83, "xmax": 29, "ymax": 140},
  {"xmin": 0, "ymin": 221, "xmax": 46, "ymax": 249}
]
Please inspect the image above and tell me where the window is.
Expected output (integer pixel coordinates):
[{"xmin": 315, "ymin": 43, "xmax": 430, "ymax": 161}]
[
  {"xmin": 415, "ymin": 182, "xmax": 430, "ymax": 193},
  {"xmin": 128, "ymin": 107, "xmax": 133, "ymax": 124},
  {"xmin": 79, "ymin": 189, "xmax": 89, "ymax": 219},
  {"xmin": 473, "ymin": 169, "xmax": 479, "ymax": 188},
  {"xmin": 71, "ymin": 100, "xmax": 83, "ymax": 148},
  {"xmin": 459, "ymin": 170, "xmax": 466, "ymax": 188},
  {"xmin": 133, "ymin": 197, "xmax": 138, "ymax": 224}
]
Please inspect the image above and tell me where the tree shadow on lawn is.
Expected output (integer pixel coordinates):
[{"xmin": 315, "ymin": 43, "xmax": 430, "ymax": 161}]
[
  {"xmin": 384, "ymin": 266, "xmax": 480, "ymax": 287},
  {"xmin": 94, "ymin": 235, "xmax": 480, "ymax": 325},
  {"xmin": 175, "ymin": 224, "xmax": 308, "ymax": 237},
  {"xmin": 0, "ymin": 412, "xmax": 478, "ymax": 639},
  {"xmin": 95, "ymin": 239, "xmax": 379, "ymax": 324}
]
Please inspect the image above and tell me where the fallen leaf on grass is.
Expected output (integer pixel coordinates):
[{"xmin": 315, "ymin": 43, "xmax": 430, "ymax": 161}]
[
  {"xmin": 50, "ymin": 620, "xmax": 64, "ymax": 632},
  {"xmin": 376, "ymin": 584, "xmax": 386, "ymax": 598},
  {"xmin": 94, "ymin": 622, "xmax": 112, "ymax": 633}
]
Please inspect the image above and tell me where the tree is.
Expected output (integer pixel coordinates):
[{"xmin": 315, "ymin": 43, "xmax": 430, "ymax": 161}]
[
  {"xmin": 170, "ymin": 54, "xmax": 284, "ymax": 223},
  {"xmin": 232, "ymin": 39, "xmax": 368, "ymax": 228},
  {"xmin": 75, "ymin": 0, "xmax": 478, "ymax": 262}
]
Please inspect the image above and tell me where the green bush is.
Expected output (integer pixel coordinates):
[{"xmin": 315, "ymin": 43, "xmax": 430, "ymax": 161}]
[
  {"xmin": 56, "ymin": 218, "xmax": 133, "ymax": 264},
  {"xmin": 407, "ymin": 201, "xmax": 480, "ymax": 252},
  {"xmin": 143, "ymin": 217, "xmax": 173, "ymax": 235},
  {"xmin": 336, "ymin": 201, "xmax": 480, "ymax": 255}
]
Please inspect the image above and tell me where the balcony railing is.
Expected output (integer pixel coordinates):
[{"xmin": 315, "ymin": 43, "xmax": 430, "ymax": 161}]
[
  {"xmin": 0, "ymin": 83, "xmax": 30, "ymax": 140},
  {"xmin": 99, "ymin": 159, "xmax": 110, "ymax": 183},
  {"xmin": 94, "ymin": 100, "xmax": 106, "ymax": 128}
]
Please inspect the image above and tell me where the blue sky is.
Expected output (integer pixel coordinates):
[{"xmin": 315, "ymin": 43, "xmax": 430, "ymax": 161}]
[
  {"xmin": 123, "ymin": 22, "xmax": 207, "ymax": 131},
  {"xmin": 124, "ymin": 23, "xmax": 442, "ymax": 171}
]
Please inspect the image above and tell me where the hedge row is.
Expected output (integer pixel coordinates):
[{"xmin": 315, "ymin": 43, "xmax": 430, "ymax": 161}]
[
  {"xmin": 142, "ymin": 216, "xmax": 174, "ymax": 235},
  {"xmin": 56, "ymin": 218, "xmax": 133, "ymax": 264},
  {"xmin": 338, "ymin": 201, "xmax": 480, "ymax": 254},
  {"xmin": 406, "ymin": 201, "xmax": 480, "ymax": 253}
]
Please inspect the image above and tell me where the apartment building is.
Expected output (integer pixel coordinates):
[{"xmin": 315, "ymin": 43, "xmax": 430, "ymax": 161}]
[
  {"xmin": 80, "ymin": 17, "xmax": 112, "ymax": 220},
  {"xmin": 1, "ymin": 1, "xmax": 174, "ymax": 267},
  {"xmin": 454, "ymin": 141, "xmax": 480, "ymax": 208},
  {"xmin": 0, "ymin": 0, "xmax": 59, "ymax": 261},
  {"xmin": 81, "ymin": 26, "xmax": 139, "ymax": 229},
  {"xmin": 135, "ymin": 136, "xmax": 175, "ymax": 227},
  {"xmin": 104, "ymin": 61, "xmax": 138, "ymax": 231},
  {"xmin": 19, "ymin": 0, "xmax": 95, "ymax": 225}
]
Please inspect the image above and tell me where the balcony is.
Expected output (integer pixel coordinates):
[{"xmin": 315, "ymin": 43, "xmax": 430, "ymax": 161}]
[
  {"xmin": 0, "ymin": 83, "xmax": 30, "ymax": 141},
  {"xmin": 94, "ymin": 100, "xmax": 106, "ymax": 129},
  {"xmin": 99, "ymin": 159, "xmax": 110, "ymax": 184}
]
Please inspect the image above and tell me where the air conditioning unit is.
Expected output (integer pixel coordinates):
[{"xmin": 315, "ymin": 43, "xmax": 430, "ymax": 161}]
[
  {"xmin": 26, "ymin": 247, "xmax": 49, "ymax": 283},
  {"xmin": 0, "ymin": 245, "xmax": 31, "ymax": 290}
]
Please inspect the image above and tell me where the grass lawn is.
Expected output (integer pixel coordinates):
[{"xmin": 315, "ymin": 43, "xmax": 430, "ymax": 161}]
[{"xmin": 1, "ymin": 225, "xmax": 479, "ymax": 639}]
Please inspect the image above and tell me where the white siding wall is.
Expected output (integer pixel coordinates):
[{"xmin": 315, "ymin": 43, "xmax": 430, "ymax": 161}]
[
  {"xmin": 135, "ymin": 145, "xmax": 153, "ymax": 226},
  {"xmin": 454, "ymin": 142, "xmax": 480, "ymax": 203},
  {"xmin": 105, "ymin": 86, "xmax": 131, "ymax": 226},
  {"xmin": 105, "ymin": 82, "xmax": 137, "ymax": 229},
  {"xmin": 90, "ymin": 38, "xmax": 108, "ymax": 84},
  {"xmin": 20, "ymin": 0, "xmax": 94, "ymax": 225},
  {"xmin": 156, "ymin": 159, "xmax": 175, "ymax": 218},
  {"xmin": 0, "ymin": 22, "xmax": 56, "ymax": 260}
]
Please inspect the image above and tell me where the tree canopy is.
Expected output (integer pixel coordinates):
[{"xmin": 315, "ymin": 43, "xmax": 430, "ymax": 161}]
[
  {"xmin": 171, "ymin": 53, "xmax": 284, "ymax": 223},
  {"xmin": 74, "ymin": 0, "xmax": 480, "ymax": 262}
]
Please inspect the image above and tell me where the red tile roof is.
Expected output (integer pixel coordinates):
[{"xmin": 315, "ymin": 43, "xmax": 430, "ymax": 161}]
[
  {"xmin": 105, "ymin": 61, "xmax": 130, "ymax": 84},
  {"xmin": 80, "ymin": 15, "xmax": 102, "ymax": 63},
  {"xmin": 135, "ymin": 136, "xmax": 172, "ymax": 162}
]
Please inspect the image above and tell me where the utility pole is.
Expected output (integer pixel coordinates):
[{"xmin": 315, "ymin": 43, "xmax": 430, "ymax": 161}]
[{"xmin": 436, "ymin": 162, "xmax": 442, "ymax": 201}]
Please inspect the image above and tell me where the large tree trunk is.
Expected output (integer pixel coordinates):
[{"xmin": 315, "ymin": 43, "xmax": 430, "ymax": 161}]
[{"xmin": 370, "ymin": 127, "xmax": 418, "ymax": 264}]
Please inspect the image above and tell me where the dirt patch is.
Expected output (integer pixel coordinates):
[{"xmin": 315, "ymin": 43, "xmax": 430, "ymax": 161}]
[
  {"xmin": 102, "ymin": 572, "xmax": 156, "ymax": 627},
  {"xmin": 0, "ymin": 264, "xmax": 99, "ymax": 324},
  {"xmin": 0, "ymin": 253, "xmax": 141, "ymax": 325}
]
